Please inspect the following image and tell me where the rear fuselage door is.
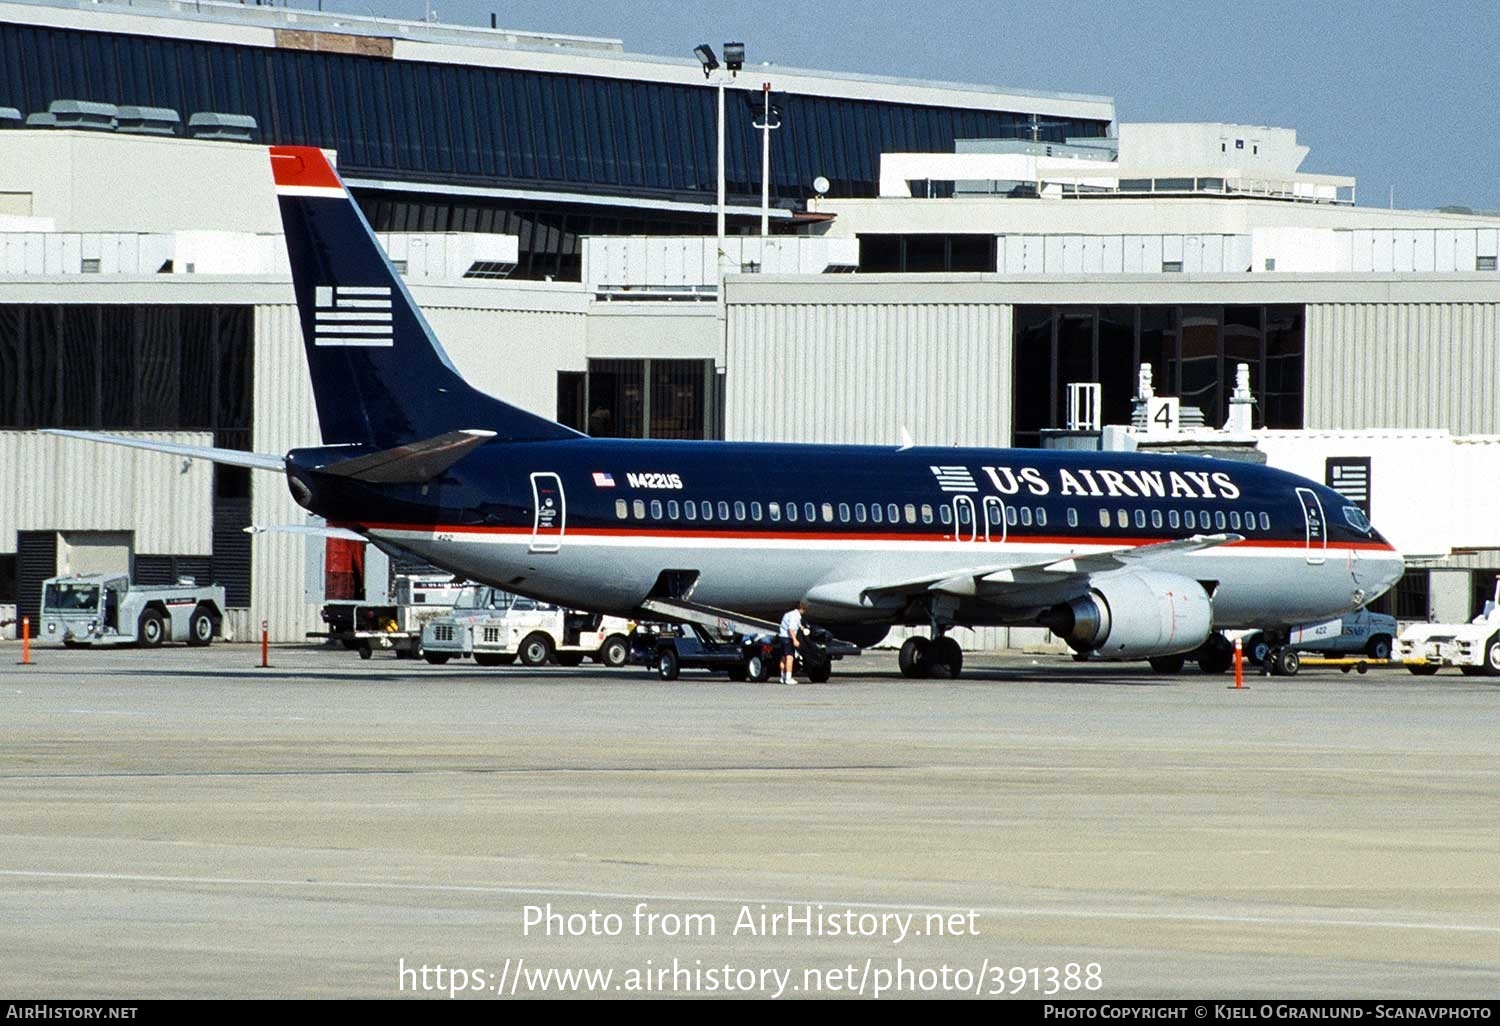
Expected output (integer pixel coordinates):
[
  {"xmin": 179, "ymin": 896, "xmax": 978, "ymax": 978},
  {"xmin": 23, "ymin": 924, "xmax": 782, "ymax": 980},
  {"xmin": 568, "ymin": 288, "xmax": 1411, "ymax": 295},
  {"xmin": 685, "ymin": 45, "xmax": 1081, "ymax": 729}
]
[
  {"xmin": 1295, "ymin": 487, "xmax": 1327, "ymax": 565},
  {"xmin": 530, "ymin": 472, "xmax": 565, "ymax": 553}
]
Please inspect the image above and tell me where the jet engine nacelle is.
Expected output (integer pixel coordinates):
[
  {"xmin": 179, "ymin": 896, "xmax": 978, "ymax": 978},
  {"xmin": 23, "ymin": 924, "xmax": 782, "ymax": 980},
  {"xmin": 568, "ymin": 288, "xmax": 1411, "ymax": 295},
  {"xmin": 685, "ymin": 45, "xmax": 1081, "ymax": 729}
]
[{"xmin": 1048, "ymin": 570, "xmax": 1213, "ymax": 659}]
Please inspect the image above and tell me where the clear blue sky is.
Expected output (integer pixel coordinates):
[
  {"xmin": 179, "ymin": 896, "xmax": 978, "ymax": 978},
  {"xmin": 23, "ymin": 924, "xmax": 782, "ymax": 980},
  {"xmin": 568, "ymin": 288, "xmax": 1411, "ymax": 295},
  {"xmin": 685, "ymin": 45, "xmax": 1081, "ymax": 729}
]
[{"xmin": 322, "ymin": 0, "xmax": 1498, "ymax": 212}]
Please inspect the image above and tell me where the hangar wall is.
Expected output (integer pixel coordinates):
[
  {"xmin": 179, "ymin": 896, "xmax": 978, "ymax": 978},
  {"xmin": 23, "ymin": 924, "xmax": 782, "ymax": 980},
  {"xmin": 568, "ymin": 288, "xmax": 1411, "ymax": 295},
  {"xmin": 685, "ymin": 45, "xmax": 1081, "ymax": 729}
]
[{"xmin": 1305, "ymin": 301, "xmax": 1500, "ymax": 435}]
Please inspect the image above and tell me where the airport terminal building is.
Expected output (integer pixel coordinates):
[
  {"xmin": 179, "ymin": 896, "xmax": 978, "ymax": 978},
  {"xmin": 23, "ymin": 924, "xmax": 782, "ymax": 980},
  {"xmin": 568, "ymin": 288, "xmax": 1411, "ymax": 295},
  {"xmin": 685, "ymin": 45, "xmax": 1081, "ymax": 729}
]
[{"xmin": 3, "ymin": 0, "xmax": 1499, "ymax": 642}]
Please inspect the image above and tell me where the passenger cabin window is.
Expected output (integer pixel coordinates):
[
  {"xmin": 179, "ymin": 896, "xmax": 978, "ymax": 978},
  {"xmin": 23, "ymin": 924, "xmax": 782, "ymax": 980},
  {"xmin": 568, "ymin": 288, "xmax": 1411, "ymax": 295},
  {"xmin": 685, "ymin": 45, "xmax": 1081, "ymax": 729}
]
[
  {"xmin": 701, "ymin": 500, "xmax": 714, "ymax": 521},
  {"xmin": 786, "ymin": 502, "xmax": 798, "ymax": 522},
  {"xmin": 615, "ymin": 499, "xmax": 628, "ymax": 519},
  {"xmin": 1116, "ymin": 510, "xmax": 1128, "ymax": 528},
  {"xmin": 668, "ymin": 500, "xmax": 680, "ymax": 519},
  {"xmin": 650, "ymin": 500, "xmax": 662, "ymax": 519},
  {"xmin": 871, "ymin": 504, "xmax": 884, "ymax": 524},
  {"xmin": 1259, "ymin": 512, "xmax": 1270, "ymax": 530},
  {"xmin": 685, "ymin": 501, "xmax": 697, "ymax": 521},
  {"xmin": 804, "ymin": 502, "xmax": 816, "ymax": 522},
  {"xmin": 1215, "ymin": 511, "xmax": 1227, "ymax": 530},
  {"xmin": 1151, "ymin": 510, "xmax": 1163, "ymax": 529},
  {"xmin": 1184, "ymin": 511, "xmax": 1196, "ymax": 529},
  {"xmin": 633, "ymin": 499, "xmax": 646, "ymax": 519},
  {"xmin": 822, "ymin": 503, "xmax": 834, "ymax": 523},
  {"xmin": 939, "ymin": 506, "xmax": 953, "ymax": 525},
  {"xmin": 887, "ymin": 503, "xmax": 900, "ymax": 523},
  {"xmin": 1036, "ymin": 508, "xmax": 1047, "ymax": 527},
  {"xmin": 1020, "ymin": 507, "xmax": 1033, "ymax": 527},
  {"xmin": 1098, "ymin": 509, "xmax": 1111, "ymax": 528},
  {"xmin": 838, "ymin": 503, "xmax": 850, "ymax": 523},
  {"xmin": 1134, "ymin": 510, "xmax": 1146, "ymax": 529},
  {"xmin": 905, "ymin": 504, "xmax": 916, "ymax": 524},
  {"xmin": 751, "ymin": 501, "xmax": 762, "ymax": 521},
  {"xmin": 769, "ymin": 502, "xmax": 780, "ymax": 522},
  {"xmin": 921, "ymin": 504, "xmax": 933, "ymax": 524},
  {"xmin": 1230, "ymin": 511, "xmax": 1240, "ymax": 530},
  {"xmin": 1067, "ymin": 508, "xmax": 1079, "ymax": 528},
  {"xmin": 734, "ymin": 501, "xmax": 746, "ymax": 520},
  {"xmin": 855, "ymin": 504, "xmax": 867, "ymax": 523},
  {"xmin": 1169, "ymin": 510, "xmax": 1181, "ymax": 529}
]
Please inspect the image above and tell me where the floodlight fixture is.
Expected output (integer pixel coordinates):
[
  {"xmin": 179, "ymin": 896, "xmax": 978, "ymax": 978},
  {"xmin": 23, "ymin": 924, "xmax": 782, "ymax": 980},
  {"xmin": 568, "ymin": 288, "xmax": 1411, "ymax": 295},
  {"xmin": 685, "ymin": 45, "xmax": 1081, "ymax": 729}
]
[
  {"xmin": 723, "ymin": 41, "xmax": 745, "ymax": 73},
  {"xmin": 693, "ymin": 44, "xmax": 719, "ymax": 76}
]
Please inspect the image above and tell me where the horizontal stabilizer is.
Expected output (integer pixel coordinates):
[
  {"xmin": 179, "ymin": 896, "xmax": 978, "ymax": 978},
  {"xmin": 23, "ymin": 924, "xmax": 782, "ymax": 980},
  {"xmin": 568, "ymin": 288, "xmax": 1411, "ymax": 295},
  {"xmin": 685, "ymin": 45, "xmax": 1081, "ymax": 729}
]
[
  {"xmin": 319, "ymin": 429, "xmax": 495, "ymax": 484},
  {"xmin": 42, "ymin": 429, "xmax": 286, "ymax": 471},
  {"xmin": 243, "ymin": 524, "xmax": 367, "ymax": 541}
]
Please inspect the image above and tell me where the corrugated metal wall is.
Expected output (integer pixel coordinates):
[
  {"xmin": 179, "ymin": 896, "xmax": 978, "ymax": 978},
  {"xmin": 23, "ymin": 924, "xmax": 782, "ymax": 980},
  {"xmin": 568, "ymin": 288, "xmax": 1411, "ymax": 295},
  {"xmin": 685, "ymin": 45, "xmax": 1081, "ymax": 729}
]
[
  {"xmin": 1306, "ymin": 303, "xmax": 1500, "ymax": 435},
  {"xmin": 0, "ymin": 431, "xmax": 214, "ymax": 553},
  {"xmin": 726, "ymin": 301, "xmax": 1013, "ymax": 447},
  {"xmin": 246, "ymin": 304, "xmax": 322, "ymax": 643}
]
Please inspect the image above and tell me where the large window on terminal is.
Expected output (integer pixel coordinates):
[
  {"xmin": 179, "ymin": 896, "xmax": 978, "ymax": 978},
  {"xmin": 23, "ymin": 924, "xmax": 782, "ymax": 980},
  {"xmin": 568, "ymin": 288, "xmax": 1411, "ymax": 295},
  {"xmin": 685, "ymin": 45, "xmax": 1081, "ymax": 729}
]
[
  {"xmin": 1011, "ymin": 304, "xmax": 1304, "ymax": 447},
  {"xmin": 558, "ymin": 358, "xmax": 723, "ymax": 440}
]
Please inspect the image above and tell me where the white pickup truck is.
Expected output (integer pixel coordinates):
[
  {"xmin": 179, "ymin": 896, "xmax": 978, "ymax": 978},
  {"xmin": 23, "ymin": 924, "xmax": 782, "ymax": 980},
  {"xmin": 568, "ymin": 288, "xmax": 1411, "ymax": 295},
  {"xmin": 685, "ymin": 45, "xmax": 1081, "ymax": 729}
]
[{"xmin": 420, "ymin": 586, "xmax": 632, "ymax": 668}]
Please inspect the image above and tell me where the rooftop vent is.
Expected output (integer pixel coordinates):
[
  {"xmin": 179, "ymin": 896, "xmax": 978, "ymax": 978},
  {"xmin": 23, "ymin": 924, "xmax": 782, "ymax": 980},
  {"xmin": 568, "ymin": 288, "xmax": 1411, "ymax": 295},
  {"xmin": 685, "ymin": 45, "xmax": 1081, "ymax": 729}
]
[
  {"xmin": 116, "ymin": 105, "xmax": 181, "ymax": 137},
  {"xmin": 0, "ymin": 107, "xmax": 21, "ymax": 129},
  {"xmin": 24, "ymin": 113, "xmax": 56, "ymax": 128},
  {"xmin": 48, "ymin": 99, "xmax": 118, "ymax": 131},
  {"xmin": 187, "ymin": 112, "xmax": 258, "ymax": 143}
]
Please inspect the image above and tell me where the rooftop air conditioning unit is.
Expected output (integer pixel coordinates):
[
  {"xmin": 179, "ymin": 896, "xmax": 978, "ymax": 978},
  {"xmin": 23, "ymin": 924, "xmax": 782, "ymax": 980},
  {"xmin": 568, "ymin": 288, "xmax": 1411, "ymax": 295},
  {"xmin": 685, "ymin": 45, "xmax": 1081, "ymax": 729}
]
[{"xmin": 187, "ymin": 112, "xmax": 258, "ymax": 143}]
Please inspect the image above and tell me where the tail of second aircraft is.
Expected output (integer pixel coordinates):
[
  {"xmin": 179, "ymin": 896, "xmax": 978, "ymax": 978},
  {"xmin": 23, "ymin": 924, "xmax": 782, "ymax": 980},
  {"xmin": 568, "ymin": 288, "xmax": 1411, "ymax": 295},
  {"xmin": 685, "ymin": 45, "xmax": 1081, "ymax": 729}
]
[{"xmin": 270, "ymin": 145, "xmax": 579, "ymax": 449}]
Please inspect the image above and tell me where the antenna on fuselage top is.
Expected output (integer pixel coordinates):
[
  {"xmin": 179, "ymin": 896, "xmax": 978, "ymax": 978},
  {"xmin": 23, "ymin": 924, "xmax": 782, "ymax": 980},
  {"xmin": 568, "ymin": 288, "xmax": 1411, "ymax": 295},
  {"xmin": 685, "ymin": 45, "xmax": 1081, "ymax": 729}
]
[{"xmin": 898, "ymin": 426, "xmax": 915, "ymax": 452}]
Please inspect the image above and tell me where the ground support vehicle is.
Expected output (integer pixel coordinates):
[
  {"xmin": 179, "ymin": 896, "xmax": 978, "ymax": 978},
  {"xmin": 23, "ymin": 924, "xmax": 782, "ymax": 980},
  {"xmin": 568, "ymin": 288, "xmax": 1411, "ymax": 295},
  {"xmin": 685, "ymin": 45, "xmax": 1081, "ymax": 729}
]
[
  {"xmin": 314, "ymin": 574, "xmax": 464, "ymax": 659},
  {"xmin": 1397, "ymin": 581, "xmax": 1500, "ymax": 676},
  {"xmin": 631, "ymin": 622, "xmax": 859, "ymax": 682},
  {"xmin": 1147, "ymin": 609, "xmax": 1397, "ymax": 677},
  {"xmin": 39, "ymin": 573, "xmax": 228, "ymax": 648},
  {"xmin": 420, "ymin": 587, "xmax": 631, "ymax": 668}
]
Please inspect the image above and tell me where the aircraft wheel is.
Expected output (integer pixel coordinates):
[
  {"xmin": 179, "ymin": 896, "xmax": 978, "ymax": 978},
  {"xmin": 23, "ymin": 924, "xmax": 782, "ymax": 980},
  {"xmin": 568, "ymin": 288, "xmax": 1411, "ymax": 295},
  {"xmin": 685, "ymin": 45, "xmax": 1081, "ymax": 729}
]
[
  {"xmin": 898, "ymin": 637, "xmax": 930, "ymax": 678},
  {"xmin": 656, "ymin": 647, "xmax": 680, "ymax": 681},
  {"xmin": 1273, "ymin": 647, "xmax": 1301, "ymax": 676},
  {"xmin": 186, "ymin": 605, "xmax": 215, "ymax": 647},
  {"xmin": 136, "ymin": 609, "xmax": 165, "ymax": 648},
  {"xmin": 1365, "ymin": 635, "xmax": 1392, "ymax": 661},
  {"xmin": 929, "ymin": 636, "xmax": 963, "ymax": 679},
  {"xmin": 1148, "ymin": 655, "xmax": 1185, "ymax": 674},
  {"xmin": 597, "ymin": 635, "xmax": 629, "ymax": 668},
  {"xmin": 1197, "ymin": 634, "xmax": 1234, "ymax": 674},
  {"xmin": 518, "ymin": 632, "xmax": 554, "ymax": 668}
]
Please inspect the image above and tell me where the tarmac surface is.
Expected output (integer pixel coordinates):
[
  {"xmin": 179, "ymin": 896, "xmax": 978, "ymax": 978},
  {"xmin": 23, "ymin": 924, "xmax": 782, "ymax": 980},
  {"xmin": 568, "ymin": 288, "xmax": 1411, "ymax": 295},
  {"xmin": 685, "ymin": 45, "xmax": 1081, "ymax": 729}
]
[{"xmin": 2, "ymin": 643, "xmax": 1498, "ymax": 999}]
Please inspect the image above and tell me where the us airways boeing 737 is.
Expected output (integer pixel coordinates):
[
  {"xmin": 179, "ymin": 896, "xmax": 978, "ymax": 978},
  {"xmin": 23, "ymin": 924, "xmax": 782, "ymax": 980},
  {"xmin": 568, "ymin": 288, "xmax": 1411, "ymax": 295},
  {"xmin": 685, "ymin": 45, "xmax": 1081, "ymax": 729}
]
[{"xmin": 49, "ymin": 146, "xmax": 1405, "ymax": 679}]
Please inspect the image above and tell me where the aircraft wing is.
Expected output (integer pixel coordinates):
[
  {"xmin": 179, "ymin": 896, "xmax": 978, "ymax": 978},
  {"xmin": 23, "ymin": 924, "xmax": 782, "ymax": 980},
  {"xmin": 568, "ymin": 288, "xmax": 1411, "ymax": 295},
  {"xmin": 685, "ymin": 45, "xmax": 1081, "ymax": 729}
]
[
  {"xmin": 42, "ymin": 429, "xmax": 287, "ymax": 471},
  {"xmin": 809, "ymin": 533, "xmax": 1245, "ymax": 608}
]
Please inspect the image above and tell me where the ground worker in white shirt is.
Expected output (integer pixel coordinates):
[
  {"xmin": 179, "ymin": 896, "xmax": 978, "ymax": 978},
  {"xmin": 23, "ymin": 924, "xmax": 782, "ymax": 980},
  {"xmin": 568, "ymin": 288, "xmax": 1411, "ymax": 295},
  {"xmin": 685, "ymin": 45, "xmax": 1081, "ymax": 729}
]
[{"xmin": 778, "ymin": 601, "xmax": 808, "ymax": 685}]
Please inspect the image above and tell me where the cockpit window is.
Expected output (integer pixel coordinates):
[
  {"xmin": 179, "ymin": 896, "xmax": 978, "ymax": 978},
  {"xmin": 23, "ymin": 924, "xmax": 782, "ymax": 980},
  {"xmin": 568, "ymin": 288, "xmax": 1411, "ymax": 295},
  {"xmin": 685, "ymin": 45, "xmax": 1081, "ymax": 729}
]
[{"xmin": 1343, "ymin": 505, "xmax": 1372, "ymax": 534}]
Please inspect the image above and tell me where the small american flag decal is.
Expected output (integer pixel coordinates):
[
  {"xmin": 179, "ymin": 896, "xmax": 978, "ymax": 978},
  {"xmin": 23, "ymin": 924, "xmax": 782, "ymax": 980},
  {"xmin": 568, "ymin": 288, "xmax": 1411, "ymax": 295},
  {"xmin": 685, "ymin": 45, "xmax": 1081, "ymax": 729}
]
[
  {"xmin": 314, "ymin": 285, "xmax": 394, "ymax": 347},
  {"xmin": 592, "ymin": 472, "xmax": 615, "ymax": 488}
]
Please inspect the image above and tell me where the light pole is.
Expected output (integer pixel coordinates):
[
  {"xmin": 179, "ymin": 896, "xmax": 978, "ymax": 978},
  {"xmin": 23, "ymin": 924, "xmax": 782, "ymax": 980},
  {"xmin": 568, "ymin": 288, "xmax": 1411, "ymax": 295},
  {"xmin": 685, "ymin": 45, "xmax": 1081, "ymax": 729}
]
[
  {"xmin": 694, "ymin": 42, "xmax": 743, "ymax": 250},
  {"xmin": 754, "ymin": 83, "xmax": 781, "ymax": 237}
]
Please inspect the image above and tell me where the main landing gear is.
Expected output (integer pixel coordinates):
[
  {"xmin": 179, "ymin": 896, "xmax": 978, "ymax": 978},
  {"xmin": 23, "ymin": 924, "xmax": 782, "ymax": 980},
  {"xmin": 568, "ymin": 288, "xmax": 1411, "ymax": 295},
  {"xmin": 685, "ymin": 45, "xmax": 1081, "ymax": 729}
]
[{"xmin": 898, "ymin": 629, "xmax": 964, "ymax": 679}]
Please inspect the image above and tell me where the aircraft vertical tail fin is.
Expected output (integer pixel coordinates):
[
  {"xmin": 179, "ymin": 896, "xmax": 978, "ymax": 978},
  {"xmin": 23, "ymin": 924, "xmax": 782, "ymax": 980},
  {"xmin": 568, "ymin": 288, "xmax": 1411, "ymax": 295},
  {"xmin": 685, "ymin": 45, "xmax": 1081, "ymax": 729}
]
[{"xmin": 269, "ymin": 145, "xmax": 580, "ymax": 448}]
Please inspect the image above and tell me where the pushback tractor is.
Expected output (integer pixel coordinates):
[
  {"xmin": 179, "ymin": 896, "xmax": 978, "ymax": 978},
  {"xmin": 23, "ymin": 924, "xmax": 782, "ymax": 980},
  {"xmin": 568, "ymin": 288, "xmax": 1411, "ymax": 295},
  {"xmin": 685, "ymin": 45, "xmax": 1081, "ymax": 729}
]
[{"xmin": 39, "ymin": 573, "xmax": 228, "ymax": 648}]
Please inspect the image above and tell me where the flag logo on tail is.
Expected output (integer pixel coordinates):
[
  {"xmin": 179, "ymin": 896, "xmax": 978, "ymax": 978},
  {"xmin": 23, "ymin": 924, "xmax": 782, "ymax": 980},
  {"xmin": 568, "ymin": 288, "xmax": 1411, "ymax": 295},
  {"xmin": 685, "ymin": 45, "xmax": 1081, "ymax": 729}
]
[{"xmin": 314, "ymin": 286, "xmax": 394, "ymax": 347}]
